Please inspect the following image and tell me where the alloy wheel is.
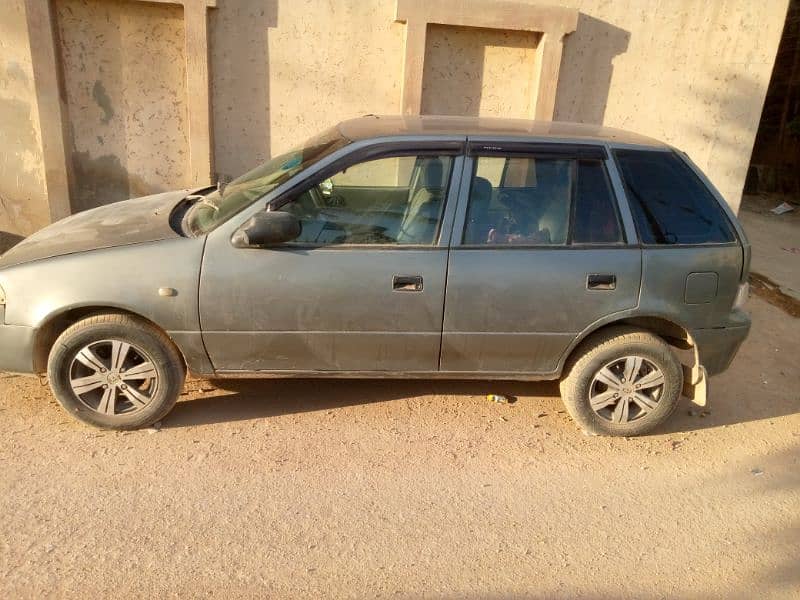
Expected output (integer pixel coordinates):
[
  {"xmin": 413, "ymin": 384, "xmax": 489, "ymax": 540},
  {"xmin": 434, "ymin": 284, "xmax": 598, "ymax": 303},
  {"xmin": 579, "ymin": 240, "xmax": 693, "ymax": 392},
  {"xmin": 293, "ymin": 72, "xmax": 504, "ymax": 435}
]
[
  {"xmin": 588, "ymin": 356, "xmax": 666, "ymax": 423},
  {"xmin": 68, "ymin": 339, "xmax": 159, "ymax": 416}
]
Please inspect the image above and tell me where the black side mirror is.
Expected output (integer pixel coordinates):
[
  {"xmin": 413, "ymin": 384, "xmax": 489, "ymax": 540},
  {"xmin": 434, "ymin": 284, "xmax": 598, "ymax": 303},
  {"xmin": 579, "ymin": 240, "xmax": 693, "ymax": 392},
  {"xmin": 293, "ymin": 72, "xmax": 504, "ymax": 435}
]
[{"xmin": 231, "ymin": 211, "xmax": 301, "ymax": 248}]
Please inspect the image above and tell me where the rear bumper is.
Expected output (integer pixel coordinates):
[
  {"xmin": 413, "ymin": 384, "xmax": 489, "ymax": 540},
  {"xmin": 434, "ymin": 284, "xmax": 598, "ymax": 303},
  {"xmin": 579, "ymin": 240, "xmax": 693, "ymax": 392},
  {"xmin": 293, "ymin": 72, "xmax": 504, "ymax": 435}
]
[
  {"xmin": 691, "ymin": 321, "xmax": 751, "ymax": 376},
  {"xmin": 0, "ymin": 322, "xmax": 36, "ymax": 374}
]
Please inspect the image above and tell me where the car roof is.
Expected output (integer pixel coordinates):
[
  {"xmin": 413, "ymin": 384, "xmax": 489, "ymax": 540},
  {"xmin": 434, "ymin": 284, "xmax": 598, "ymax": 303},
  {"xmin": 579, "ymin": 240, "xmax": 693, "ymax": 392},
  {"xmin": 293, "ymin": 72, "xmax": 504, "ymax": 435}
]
[{"xmin": 337, "ymin": 115, "xmax": 669, "ymax": 149}]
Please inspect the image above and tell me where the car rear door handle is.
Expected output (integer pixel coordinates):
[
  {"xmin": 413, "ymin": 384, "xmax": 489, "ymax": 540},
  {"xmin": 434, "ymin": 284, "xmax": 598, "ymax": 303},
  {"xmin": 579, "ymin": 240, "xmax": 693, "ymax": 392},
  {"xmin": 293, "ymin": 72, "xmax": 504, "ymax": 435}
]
[
  {"xmin": 587, "ymin": 273, "xmax": 616, "ymax": 290},
  {"xmin": 393, "ymin": 275, "xmax": 423, "ymax": 292}
]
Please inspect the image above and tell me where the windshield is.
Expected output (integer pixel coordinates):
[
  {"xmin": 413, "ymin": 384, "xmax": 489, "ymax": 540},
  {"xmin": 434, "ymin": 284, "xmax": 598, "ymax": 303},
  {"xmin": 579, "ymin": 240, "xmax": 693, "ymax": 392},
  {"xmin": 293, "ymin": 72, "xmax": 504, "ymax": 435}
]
[{"xmin": 185, "ymin": 127, "xmax": 349, "ymax": 235}]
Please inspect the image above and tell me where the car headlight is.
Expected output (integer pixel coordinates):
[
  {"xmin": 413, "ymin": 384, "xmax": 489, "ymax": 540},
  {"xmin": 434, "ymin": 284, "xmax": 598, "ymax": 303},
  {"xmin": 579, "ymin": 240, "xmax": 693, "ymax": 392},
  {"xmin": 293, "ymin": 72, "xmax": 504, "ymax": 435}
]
[{"xmin": 733, "ymin": 281, "xmax": 749, "ymax": 310}]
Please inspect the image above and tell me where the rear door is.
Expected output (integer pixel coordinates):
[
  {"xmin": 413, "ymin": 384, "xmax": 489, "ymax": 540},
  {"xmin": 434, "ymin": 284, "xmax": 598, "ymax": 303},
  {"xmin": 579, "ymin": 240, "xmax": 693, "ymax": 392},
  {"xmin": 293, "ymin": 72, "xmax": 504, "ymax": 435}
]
[{"xmin": 440, "ymin": 141, "xmax": 642, "ymax": 375}]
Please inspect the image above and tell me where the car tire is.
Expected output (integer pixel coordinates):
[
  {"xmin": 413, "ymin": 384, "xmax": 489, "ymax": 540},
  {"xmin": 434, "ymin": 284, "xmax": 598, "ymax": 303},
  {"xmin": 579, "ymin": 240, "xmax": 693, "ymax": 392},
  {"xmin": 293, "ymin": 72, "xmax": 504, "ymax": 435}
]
[
  {"xmin": 559, "ymin": 326, "xmax": 683, "ymax": 437},
  {"xmin": 47, "ymin": 313, "xmax": 185, "ymax": 429}
]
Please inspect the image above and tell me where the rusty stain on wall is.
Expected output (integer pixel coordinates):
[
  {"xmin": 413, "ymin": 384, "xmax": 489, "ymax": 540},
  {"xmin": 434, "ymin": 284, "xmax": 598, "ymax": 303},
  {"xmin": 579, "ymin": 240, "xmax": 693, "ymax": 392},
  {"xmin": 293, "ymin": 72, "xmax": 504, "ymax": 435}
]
[
  {"xmin": 91, "ymin": 80, "xmax": 115, "ymax": 124},
  {"xmin": 55, "ymin": 0, "xmax": 190, "ymax": 212}
]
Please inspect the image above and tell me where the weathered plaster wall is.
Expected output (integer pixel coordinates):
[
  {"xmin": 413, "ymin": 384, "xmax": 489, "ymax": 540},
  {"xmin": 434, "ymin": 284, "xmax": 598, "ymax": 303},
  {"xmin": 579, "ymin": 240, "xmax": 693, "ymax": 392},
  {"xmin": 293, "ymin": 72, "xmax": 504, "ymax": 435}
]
[
  {"xmin": 0, "ymin": 0, "xmax": 50, "ymax": 239},
  {"xmin": 267, "ymin": 1, "xmax": 405, "ymax": 160},
  {"xmin": 211, "ymin": 0, "xmax": 787, "ymax": 213},
  {"xmin": 421, "ymin": 24, "xmax": 540, "ymax": 118},
  {"xmin": 209, "ymin": 0, "xmax": 276, "ymax": 183},
  {"xmin": 211, "ymin": 0, "xmax": 405, "ymax": 182},
  {"xmin": 2, "ymin": 0, "xmax": 790, "ymax": 235},
  {"xmin": 55, "ymin": 0, "xmax": 190, "ymax": 212}
]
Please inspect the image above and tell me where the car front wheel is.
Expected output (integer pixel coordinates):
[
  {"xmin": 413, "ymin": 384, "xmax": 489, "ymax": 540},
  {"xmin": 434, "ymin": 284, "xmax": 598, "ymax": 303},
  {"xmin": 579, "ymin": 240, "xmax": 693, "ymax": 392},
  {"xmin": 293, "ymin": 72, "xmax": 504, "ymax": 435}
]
[
  {"xmin": 47, "ymin": 313, "xmax": 185, "ymax": 429},
  {"xmin": 559, "ymin": 327, "xmax": 683, "ymax": 436}
]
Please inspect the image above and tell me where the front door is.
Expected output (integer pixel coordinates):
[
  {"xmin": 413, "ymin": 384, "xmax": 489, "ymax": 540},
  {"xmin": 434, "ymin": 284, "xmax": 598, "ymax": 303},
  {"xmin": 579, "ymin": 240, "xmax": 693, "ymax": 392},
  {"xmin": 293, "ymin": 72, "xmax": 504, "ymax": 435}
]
[
  {"xmin": 441, "ymin": 144, "xmax": 642, "ymax": 375},
  {"xmin": 199, "ymin": 150, "xmax": 463, "ymax": 373}
]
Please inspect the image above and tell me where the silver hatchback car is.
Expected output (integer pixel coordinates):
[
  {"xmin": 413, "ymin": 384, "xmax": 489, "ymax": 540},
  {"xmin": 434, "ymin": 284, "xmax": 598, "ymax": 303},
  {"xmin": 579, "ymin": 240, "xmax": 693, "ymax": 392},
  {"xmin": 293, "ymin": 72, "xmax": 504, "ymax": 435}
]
[{"xmin": 0, "ymin": 116, "xmax": 750, "ymax": 436}]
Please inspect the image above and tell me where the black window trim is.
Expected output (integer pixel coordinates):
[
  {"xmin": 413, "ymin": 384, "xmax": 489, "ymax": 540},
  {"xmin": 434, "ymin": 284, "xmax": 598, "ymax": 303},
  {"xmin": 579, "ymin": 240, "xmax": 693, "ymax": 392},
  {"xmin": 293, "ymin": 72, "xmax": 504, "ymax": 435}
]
[
  {"xmin": 566, "ymin": 159, "xmax": 578, "ymax": 244},
  {"xmin": 569, "ymin": 157, "xmax": 628, "ymax": 245},
  {"xmin": 576, "ymin": 155, "xmax": 638, "ymax": 248},
  {"xmin": 467, "ymin": 140, "xmax": 607, "ymax": 160}
]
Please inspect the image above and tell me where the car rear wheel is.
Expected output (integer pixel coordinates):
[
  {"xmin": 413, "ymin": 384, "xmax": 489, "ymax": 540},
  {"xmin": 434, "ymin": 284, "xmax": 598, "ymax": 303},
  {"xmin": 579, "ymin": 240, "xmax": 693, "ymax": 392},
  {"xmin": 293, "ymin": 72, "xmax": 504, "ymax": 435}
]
[
  {"xmin": 47, "ymin": 313, "xmax": 185, "ymax": 429},
  {"xmin": 559, "ymin": 327, "xmax": 683, "ymax": 436}
]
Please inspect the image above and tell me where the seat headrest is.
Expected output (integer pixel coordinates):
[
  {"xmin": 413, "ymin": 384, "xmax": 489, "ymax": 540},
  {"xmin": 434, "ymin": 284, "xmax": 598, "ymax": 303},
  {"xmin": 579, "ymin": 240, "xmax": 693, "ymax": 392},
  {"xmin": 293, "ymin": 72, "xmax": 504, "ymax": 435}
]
[
  {"xmin": 421, "ymin": 158, "xmax": 444, "ymax": 188},
  {"xmin": 471, "ymin": 176, "xmax": 492, "ymax": 202}
]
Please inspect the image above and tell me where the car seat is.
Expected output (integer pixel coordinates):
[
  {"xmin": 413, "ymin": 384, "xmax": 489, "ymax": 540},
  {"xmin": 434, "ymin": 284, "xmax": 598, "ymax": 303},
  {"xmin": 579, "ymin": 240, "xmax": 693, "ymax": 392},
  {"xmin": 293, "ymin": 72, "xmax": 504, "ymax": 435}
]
[
  {"xmin": 534, "ymin": 161, "xmax": 570, "ymax": 244},
  {"xmin": 396, "ymin": 158, "xmax": 445, "ymax": 244},
  {"xmin": 463, "ymin": 176, "xmax": 493, "ymax": 244}
]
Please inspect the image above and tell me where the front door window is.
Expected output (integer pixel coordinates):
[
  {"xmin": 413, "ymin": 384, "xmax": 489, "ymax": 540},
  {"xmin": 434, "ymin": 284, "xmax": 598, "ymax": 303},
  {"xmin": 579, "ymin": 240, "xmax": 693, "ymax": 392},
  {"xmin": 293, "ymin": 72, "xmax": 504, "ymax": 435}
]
[{"xmin": 280, "ymin": 155, "xmax": 454, "ymax": 246}]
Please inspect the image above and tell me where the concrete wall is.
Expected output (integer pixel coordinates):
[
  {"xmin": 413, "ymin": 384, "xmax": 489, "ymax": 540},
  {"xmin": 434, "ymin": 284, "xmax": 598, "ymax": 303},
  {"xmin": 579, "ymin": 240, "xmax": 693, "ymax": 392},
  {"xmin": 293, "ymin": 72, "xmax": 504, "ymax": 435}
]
[
  {"xmin": 210, "ymin": 0, "xmax": 405, "ymax": 179},
  {"xmin": 0, "ymin": 0, "xmax": 49, "ymax": 240},
  {"xmin": 554, "ymin": 0, "xmax": 789, "ymax": 215},
  {"xmin": 421, "ymin": 24, "xmax": 540, "ymax": 117},
  {"xmin": 210, "ymin": 0, "xmax": 787, "ymax": 214},
  {"xmin": 0, "ymin": 0, "xmax": 790, "ymax": 237},
  {"xmin": 56, "ymin": 0, "xmax": 190, "ymax": 212}
]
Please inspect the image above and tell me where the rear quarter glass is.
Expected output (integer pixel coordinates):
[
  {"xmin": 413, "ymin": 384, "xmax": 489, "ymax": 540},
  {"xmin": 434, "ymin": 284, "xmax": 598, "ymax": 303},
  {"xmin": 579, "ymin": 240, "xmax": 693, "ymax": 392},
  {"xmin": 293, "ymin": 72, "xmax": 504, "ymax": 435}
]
[{"xmin": 613, "ymin": 149, "xmax": 736, "ymax": 245}]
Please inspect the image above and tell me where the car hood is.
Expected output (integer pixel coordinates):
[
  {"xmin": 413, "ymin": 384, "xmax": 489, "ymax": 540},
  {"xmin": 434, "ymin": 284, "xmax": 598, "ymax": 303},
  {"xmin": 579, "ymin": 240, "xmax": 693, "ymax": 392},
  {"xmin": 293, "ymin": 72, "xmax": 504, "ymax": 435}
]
[{"xmin": 0, "ymin": 188, "xmax": 201, "ymax": 269}]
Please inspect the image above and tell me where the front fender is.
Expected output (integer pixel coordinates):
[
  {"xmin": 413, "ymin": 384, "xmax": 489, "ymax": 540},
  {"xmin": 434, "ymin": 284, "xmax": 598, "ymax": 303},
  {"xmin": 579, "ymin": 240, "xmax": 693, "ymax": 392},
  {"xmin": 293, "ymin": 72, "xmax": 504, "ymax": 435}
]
[{"xmin": 0, "ymin": 237, "xmax": 205, "ymax": 332}]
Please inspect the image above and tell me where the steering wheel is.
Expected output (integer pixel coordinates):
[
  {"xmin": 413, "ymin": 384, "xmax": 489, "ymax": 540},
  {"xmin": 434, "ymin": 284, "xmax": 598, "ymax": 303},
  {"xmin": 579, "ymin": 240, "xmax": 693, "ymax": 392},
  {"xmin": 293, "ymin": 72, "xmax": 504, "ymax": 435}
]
[{"xmin": 307, "ymin": 183, "xmax": 347, "ymax": 208}]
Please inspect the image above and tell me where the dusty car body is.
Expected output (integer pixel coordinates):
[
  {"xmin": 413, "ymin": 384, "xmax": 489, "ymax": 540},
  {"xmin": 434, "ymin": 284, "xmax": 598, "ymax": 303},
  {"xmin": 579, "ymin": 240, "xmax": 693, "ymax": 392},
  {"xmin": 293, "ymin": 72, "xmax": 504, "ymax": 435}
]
[{"xmin": 0, "ymin": 116, "xmax": 750, "ymax": 435}]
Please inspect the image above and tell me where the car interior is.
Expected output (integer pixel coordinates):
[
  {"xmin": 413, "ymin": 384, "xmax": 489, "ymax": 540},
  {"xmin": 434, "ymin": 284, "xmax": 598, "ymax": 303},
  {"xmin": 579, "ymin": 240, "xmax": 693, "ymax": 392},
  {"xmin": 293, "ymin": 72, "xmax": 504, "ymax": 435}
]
[
  {"xmin": 282, "ymin": 155, "xmax": 451, "ymax": 245},
  {"xmin": 463, "ymin": 157, "xmax": 572, "ymax": 245},
  {"xmin": 281, "ymin": 153, "xmax": 625, "ymax": 247}
]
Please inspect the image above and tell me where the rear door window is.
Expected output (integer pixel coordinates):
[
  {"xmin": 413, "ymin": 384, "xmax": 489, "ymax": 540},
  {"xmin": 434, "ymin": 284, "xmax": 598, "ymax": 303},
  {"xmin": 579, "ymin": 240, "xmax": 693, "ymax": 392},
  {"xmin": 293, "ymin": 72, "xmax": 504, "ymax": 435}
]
[
  {"xmin": 462, "ymin": 155, "xmax": 623, "ymax": 245},
  {"xmin": 613, "ymin": 150, "xmax": 735, "ymax": 245},
  {"xmin": 465, "ymin": 156, "xmax": 571, "ymax": 245}
]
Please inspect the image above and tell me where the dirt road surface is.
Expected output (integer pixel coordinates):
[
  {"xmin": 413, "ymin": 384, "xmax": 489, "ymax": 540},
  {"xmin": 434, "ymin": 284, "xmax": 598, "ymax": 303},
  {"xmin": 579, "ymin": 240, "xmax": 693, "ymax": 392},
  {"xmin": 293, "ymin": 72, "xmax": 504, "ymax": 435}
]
[{"xmin": 1, "ymin": 295, "xmax": 798, "ymax": 599}]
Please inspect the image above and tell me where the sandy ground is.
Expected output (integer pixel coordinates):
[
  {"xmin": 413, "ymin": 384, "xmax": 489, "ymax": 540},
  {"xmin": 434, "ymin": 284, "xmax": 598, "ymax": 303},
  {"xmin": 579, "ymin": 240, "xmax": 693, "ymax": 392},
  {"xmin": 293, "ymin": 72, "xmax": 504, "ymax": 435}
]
[
  {"xmin": 0, "ymin": 293, "xmax": 797, "ymax": 599},
  {"xmin": 740, "ymin": 195, "xmax": 800, "ymax": 300}
]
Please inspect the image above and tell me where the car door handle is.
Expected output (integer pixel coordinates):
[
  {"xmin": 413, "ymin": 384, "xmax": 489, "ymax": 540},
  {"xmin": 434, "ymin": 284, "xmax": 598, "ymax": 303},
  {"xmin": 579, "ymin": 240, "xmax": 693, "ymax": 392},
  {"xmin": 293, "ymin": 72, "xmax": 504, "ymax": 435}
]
[
  {"xmin": 393, "ymin": 275, "xmax": 423, "ymax": 292},
  {"xmin": 587, "ymin": 273, "xmax": 616, "ymax": 290}
]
